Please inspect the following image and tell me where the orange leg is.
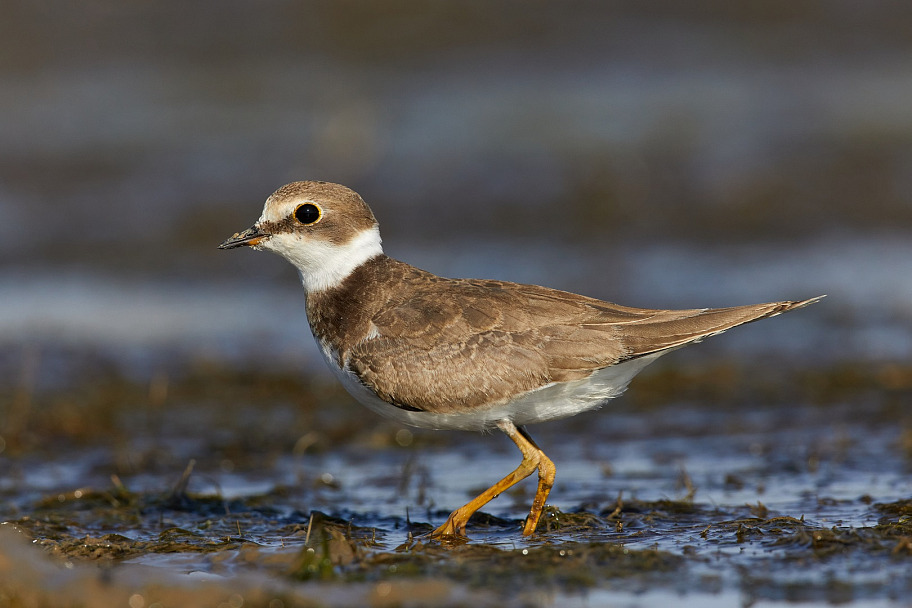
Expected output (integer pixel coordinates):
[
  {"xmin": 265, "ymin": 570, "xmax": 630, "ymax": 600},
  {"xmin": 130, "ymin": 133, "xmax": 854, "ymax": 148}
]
[{"xmin": 430, "ymin": 419, "xmax": 556, "ymax": 538}]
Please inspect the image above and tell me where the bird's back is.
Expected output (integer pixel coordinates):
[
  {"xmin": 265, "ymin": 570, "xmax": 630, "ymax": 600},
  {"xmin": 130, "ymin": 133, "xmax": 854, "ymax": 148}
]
[{"xmin": 306, "ymin": 255, "xmax": 821, "ymax": 422}]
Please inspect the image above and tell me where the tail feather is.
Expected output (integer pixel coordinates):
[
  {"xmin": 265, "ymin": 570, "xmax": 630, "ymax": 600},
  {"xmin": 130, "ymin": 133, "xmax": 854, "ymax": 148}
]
[{"xmin": 622, "ymin": 295, "xmax": 825, "ymax": 358}]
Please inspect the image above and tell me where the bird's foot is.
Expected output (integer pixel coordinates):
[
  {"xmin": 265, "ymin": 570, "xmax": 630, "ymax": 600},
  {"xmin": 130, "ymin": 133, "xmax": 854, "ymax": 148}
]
[{"xmin": 427, "ymin": 510, "xmax": 470, "ymax": 542}]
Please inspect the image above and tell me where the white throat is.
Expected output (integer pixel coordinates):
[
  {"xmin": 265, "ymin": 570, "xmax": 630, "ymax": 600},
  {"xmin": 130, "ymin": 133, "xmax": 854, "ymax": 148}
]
[{"xmin": 264, "ymin": 226, "xmax": 383, "ymax": 293}]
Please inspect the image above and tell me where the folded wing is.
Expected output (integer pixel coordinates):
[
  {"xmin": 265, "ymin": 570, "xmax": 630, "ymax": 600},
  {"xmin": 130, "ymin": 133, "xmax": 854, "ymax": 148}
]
[{"xmin": 347, "ymin": 271, "xmax": 822, "ymax": 414}]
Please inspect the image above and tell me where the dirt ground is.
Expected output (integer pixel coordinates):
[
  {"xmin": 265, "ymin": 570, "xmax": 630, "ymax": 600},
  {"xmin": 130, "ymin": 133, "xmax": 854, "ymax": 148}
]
[{"xmin": 2, "ymin": 355, "xmax": 911, "ymax": 607}]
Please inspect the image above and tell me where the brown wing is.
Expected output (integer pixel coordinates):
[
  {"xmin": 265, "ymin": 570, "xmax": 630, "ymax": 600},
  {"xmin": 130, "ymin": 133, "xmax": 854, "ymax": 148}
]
[
  {"xmin": 608, "ymin": 297, "xmax": 823, "ymax": 358},
  {"xmin": 345, "ymin": 266, "xmax": 822, "ymax": 414}
]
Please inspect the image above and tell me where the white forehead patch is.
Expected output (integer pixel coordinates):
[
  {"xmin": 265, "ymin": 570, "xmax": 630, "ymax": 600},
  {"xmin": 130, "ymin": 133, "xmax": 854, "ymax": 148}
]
[{"xmin": 258, "ymin": 195, "xmax": 301, "ymax": 225}]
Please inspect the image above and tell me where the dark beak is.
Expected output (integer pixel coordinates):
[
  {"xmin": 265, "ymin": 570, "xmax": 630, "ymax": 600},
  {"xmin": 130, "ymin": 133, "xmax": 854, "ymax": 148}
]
[{"xmin": 218, "ymin": 226, "xmax": 268, "ymax": 249}]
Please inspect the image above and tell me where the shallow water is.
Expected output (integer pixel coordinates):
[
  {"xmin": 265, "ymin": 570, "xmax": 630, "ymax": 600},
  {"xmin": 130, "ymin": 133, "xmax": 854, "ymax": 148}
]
[{"xmin": 2, "ymin": 359, "xmax": 911, "ymax": 607}]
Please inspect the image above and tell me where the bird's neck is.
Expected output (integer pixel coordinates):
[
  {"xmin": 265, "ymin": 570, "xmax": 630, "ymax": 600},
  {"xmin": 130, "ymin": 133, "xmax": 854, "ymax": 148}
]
[{"xmin": 290, "ymin": 226, "xmax": 383, "ymax": 294}]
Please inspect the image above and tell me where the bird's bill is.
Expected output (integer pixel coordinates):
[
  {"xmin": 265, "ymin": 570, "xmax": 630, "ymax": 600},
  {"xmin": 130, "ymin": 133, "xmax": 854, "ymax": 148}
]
[{"xmin": 218, "ymin": 226, "xmax": 268, "ymax": 249}]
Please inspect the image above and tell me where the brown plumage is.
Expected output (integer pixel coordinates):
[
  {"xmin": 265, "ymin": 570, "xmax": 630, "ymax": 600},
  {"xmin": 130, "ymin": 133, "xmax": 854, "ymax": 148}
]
[
  {"xmin": 306, "ymin": 254, "xmax": 820, "ymax": 416},
  {"xmin": 219, "ymin": 180, "xmax": 824, "ymax": 539}
]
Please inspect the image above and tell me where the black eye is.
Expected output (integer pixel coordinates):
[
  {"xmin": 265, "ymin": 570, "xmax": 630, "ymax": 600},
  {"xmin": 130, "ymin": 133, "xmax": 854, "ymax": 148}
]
[{"xmin": 294, "ymin": 203, "xmax": 321, "ymax": 225}]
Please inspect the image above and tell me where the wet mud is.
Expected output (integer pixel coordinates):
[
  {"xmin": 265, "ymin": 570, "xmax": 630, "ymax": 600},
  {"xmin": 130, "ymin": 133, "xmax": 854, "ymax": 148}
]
[{"xmin": 2, "ymin": 355, "xmax": 911, "ymax": 607}]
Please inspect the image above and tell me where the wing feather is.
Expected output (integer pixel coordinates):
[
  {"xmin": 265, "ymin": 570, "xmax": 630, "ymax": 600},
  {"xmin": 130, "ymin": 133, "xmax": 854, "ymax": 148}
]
[{"xmin": 334, "ymin": 260, "xmax": 822, "ymax": 414}]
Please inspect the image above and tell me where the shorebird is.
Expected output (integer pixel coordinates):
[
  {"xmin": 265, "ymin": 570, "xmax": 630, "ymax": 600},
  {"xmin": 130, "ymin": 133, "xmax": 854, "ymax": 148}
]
[{"xmin": 219, "ymin": 181, "xmax": 822, "ymax": 538}]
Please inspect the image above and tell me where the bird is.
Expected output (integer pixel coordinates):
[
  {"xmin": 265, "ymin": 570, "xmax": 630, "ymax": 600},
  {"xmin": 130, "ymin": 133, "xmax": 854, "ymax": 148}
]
[{"xmin": 219, "ymin": 180, "xmax": 823, "ymax": 538}]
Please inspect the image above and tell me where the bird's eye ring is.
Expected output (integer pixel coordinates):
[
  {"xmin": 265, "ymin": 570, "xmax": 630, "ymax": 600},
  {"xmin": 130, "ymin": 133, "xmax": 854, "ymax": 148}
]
[{"xmin": 294, "ymin": 203, "xmax": 322, "ymax": 225}]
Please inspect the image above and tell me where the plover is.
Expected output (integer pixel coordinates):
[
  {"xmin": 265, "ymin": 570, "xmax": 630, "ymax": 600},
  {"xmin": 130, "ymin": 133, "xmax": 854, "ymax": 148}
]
[{"xmin": 219, "ymin": 181, "xmax": 822, "ymax": 538}]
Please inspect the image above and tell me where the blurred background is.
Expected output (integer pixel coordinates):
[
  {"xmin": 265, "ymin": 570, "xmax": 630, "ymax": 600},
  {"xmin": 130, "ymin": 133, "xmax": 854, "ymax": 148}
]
[{"xmin": 2, "ymin": 0, "xmax": 911, "ymax": 385}]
